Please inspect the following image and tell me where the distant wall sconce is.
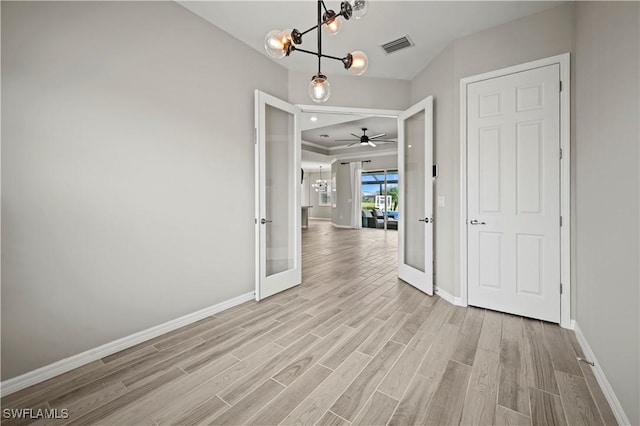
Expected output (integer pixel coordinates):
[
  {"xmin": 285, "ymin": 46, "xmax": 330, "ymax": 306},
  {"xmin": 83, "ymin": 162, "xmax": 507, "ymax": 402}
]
[{"xmin": 264, "ymin": 0, "xmax": 369, "ymax": 103}]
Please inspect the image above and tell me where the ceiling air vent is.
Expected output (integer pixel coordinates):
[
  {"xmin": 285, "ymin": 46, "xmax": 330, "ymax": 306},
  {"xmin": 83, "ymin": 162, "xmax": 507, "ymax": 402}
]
[{"xmin": 380, "ymin": 35, "xmax": 414, "ymax": 55}]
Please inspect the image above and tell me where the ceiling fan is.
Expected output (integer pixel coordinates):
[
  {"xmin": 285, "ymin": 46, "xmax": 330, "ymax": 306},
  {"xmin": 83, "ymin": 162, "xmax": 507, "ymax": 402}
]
[{"xmin": 335, "ymin": 128, "xmax": 397, "ymax": 148}]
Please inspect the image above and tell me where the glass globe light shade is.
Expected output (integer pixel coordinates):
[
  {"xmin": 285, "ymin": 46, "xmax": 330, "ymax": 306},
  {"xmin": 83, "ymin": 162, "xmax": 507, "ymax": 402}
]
[
  {"xmin": 351, "ymin": 0, "xmax": 367, "ymax": 19},
  {"xmin": 325, "ymin": 17, "xmax": 342, "ymax": 35},
  {"xmin": 264, "ymin": 30, "xmax": 286, "ymax": 59},
  {"xmin": 348, "ymin": 51, "xmax": 368, "ymax": 75},
  {"xmin": 308, "ymin": 75, "xmax": 331, "ymax": 103},
  {"xmin": 282, "ymin": 29, "xmax": 294, "ymax": 45}
]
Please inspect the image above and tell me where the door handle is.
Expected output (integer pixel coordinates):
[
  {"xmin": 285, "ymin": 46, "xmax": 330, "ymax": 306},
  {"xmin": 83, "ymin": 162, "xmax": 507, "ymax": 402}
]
[
  {"xmin": 470, "ymin": 219, "xmax": 486, "ymax": 225},
  {"xmin": 260, "ymin": 218, "xmax": 272, "ymax": 224},
  {"xmin": 418, "ymin": 218, "xmax": 433, "ymax": 223}
]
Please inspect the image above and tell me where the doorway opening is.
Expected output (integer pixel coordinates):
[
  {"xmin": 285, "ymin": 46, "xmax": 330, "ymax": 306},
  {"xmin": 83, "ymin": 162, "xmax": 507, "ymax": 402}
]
[{"xmin": 360, "ymin": 169, "xmax": 399, "ymax": 230}]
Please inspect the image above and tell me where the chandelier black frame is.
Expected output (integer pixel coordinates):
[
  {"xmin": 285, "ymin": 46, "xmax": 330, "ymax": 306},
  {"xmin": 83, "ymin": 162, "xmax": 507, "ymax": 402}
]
[{"xmin": 264, "ymin": 0, "xmax": 368, "ymax": 103}]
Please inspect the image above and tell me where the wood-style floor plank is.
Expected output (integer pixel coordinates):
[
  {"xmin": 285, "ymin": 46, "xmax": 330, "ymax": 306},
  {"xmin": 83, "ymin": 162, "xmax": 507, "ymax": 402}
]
[
  {"xmin": 281, "ymin": 351, "xmax": 371, "ymax": 426},
  {"xmin": 388, "ymin": 373, "xmax": 438, "ymax": 426},
  {"xmin": 556, "ymin": 371, "xmax": 604, "ymax": 426},
  {"xmin": 478, "ymin": 309, "xmax": 503, "ymax": 353},
  {"xmin": 352, "ymin": 391, "xmax": 399, "ymax": 426},
  {"xmin": 451, "ymin": 306, "xmax": 485, "ymax": 366},
  {"xmin": 208, "ymin": 379, "xmax": 285, "ymax": 425},
  {"xmin": 543, "ymin": 323, "xmax": 583, "ymax": 377},
  {"xmin": 248, "ymin": 364, "xmax": 332, "ymax": 425},
  {"xmin": 1, "ymin": 221, "xmax": 614, "ymax": 426},
  {"xmin": 495, "ymin": 405, "xmax": 532, "ymax": 426},
  {"xmin": 423, "ymin": 360, "xmax": 472, "ymax": 426},
  {"xmin": 529, "ymin": 386, "xmax": 568, "ymax": 426},
  {"xmin": 460, "ymin": 348, "xmax": 501, "ymax": 425},
  {"xmin": 329, "ymin": 340, "xmax": 404, "ymax": 422},
  {"xmin": 498, "ymin": 314, "xmax": 530, "ymax": 417},
  {"xmin": 523, "ymin": 318, "xmax": 559, "ymax": 395}
]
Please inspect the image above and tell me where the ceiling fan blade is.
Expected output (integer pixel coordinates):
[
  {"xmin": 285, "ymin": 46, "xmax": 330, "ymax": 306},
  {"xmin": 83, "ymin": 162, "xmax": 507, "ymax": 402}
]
[
  {"xmin": 373, "ymin": 140, "xmax": 397, "ymax": 143},
  {"xmin": 335, "ymin": 139, "xmax": 359, "ymax": 142},
  {"xmin": 368, "ymin": 141, "xmax": 377, "ymax": 147},
  {"xmin": 347, "ymin": 141, "xmax": 361, "ymax": 147},
  {"xmin": 350, "ymin": 133, "xmax": 361, "ymax": 138},
  {"xmin": 368, "ymin": 133, "xmax": 387, "ymax": 140}
]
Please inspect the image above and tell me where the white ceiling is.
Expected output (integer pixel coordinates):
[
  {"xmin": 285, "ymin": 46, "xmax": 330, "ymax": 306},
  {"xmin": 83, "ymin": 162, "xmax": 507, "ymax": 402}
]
[
  {"xmin": 179, "ymin": 1, "xmax": 562, "ymax": 80},
  {"xmin": 302, "ymin": 116, "xmax": 397, "ymax": 148}
]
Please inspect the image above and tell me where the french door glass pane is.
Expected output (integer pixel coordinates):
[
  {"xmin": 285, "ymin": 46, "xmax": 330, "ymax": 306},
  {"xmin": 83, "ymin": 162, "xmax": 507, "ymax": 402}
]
[
  {"xmin": 403, "ymin": 110, "xmax": 426, "ymax": 272},
  {"xmin": 265, "ymin": 104, "xmax": 295, "ymax": 276}
]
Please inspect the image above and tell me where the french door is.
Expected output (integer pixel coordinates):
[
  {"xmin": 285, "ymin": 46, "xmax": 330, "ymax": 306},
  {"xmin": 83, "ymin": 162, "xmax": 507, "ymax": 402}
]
[
  {"xmin": 398, "ymin": 96, "xmax": 433, "ymax": 295},
  {"xmin": 466, "ymin": 65, "xmax": 561, "ymax": 322},
  {"xmin": 254, "ymin": 90, "xmax": 301, "ymax": 301}
]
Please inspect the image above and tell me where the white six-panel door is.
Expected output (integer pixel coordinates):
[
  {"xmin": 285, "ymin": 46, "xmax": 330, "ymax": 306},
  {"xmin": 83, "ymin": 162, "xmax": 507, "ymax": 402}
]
[{"xmin": 467, "ymin": 65, "xmax": 561, "ymax": 322}]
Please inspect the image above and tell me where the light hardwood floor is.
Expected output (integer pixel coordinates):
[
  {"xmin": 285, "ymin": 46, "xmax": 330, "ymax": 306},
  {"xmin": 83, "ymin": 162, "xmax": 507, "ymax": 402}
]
[{"xmin": 1, "ymin": 220, "xmax": 617, "ymax": 426}]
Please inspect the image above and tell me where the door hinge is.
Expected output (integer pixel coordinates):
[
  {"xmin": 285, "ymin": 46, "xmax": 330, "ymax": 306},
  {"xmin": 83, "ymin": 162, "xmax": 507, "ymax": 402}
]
[
  {"xmin": 254, "ymin": 128, "xmax": 257, "ymax": 145},
  {"xmin": 255, "ymin": 218, "xmax": 257, "ymax": 224},
  {"xmin": 559, "ymin": 148, "xmax": 563, "ymax": 159},
  {"xmin": 560, "ymin": 216, "xmax": 563, "ymax": 227},
  {"xmin": 560, "ymin": 283, "xmax": 563, "ymax": 294},
  {"xmin": 559, "ymin": 81, "xmax": 563, "ymax": 92}
]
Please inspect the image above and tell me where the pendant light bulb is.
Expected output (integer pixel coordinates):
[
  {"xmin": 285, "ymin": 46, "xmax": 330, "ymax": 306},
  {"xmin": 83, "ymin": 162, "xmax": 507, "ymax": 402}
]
[
  {"xmin": 351, "ymin": 0, "xmax": 368, "ymax": 19},
  {"xmin": 325, "ymin": 16, "xmax": 342, "ymax": 35},
  {"xmin": 264, "ymin": 30, "xmax": 287, "ymax": 59},
  {"xmin": 308, "ymin": 74, "xmax": 331, "ymax": 103},
  {"xmin": 348, "ymin": 51, "xmax": 368, "ymax": 75}
]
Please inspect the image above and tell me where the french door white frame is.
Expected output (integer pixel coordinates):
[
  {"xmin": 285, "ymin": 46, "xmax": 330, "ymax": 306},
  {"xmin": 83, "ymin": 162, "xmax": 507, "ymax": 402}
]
[{"xmin": 459, "ymin": 53, "xmax": 572, "ymax": 328}]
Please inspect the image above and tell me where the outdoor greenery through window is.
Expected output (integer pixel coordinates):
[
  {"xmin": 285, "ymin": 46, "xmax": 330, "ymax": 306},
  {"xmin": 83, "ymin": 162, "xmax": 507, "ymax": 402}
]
[{"xmin": 361, "ymin": 170, "xmax": 399, "ymax": 220}]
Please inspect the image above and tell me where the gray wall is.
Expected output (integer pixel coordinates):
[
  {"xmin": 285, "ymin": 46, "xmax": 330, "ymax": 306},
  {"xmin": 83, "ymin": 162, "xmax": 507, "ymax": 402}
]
[
  {"xmin": 289, "ymin": 71, "xmax": 410, "ymax": 110},
  {"xmin": 332, "ymin": 155, "xmax": 398, "ymax": 227},
  {"xmin": 302, "ymin": 171, "xmax": 332, "ymax": 219},
  {"xmin": 574, "ymin": 2, "xmax": 639, "ymax": 423},
  {"xmin": 410, "ymin": 2, "xmax": 575, "ymax": 299},
  {"xmin": 410, "ymin": 1, "xmax": 639, "ymax": 421},
  {"xmin": 1, "ymin": 1, "xmax": 288, "ymax": 380}
]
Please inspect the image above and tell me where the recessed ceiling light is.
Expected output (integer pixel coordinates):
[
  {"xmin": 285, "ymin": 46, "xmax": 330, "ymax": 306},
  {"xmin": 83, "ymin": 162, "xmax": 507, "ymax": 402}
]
[
  {"xmin": 320, "ymin": 134, "xmax": 329, "ymax": 138},
  {"xmin": 408, "ymin": 145, "xmax": 412, "ymax": 148},
  {"xmin": 310, "ymin": 116, "xmax": 318, "ymax": 122}
]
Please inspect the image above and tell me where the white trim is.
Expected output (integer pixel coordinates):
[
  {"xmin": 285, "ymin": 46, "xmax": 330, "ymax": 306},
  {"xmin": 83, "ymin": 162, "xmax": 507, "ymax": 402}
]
[
  {"xmin": 0, "ymin": 291, "xmax": 254, "ymax": 397},
  {"xmin": 573, "ymin": 322, "xmax": 631, "ymax": 425},
  {"xmin": 434, "ymin": 285, "xmax": 465, "ymax": 306},
  {"xmin": 331, "ymin": 223, "xmax": 353, "ymax": 229},
  {"xmin": 332, "ymin": 149, "xmax": 398, "ymax": 161},
  {"xmin": 459, "ymin": 53, "xmax": 572, "ymax": 328},
  {"xmin": 301, "ymin": 140, "xmax": 329, "ymax": 150},
  {"xmin": 309, "ymin": 217, "xmax": 331, "ymax": 221},
  {"xmin": 295, "ymin": 104, "xmax": 402, "ymax": 118}
]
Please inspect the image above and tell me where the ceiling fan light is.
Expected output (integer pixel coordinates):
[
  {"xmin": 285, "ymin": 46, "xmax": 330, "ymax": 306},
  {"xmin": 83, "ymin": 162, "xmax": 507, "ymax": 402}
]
[
  {"xmin": 264, "ymin": 30, "xmax": 287, "ymax": 59},
  {"xmin": 348, "ymin": 50, "xmax": 368, "ymax": 75},
  {"xmin": 351, "ymin": 0, "xmax": 367, "ymax": 19},
  {"xmin": 308, "ymin": 74, "xmax": 331, "ymax": 103}
]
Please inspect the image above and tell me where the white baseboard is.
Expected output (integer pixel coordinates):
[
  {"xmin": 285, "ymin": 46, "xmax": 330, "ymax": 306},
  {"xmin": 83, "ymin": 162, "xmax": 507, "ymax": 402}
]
[
  {"xmin": 331, "ymin": 223, "xmax": 353, "ymax": 229},
  {"xmin": 309, "ymin": 217, "xmax": 331, "ymax": 221},
  {"xmin": 434, "ymin": 285, "xmax": 466, "ymax": 306},
  {"xmin": 0, "ymin": 291, "xmax": 254, "ymax": 398},
  {"xmin": 573, "ymin": 322, "xmax": 630, "ymax": 425}
]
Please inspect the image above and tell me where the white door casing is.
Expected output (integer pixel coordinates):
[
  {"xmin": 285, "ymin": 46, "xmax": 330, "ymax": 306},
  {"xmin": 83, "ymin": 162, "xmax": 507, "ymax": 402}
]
[
  {"xmin": 466, "ymin": 65, "xmax": 561, "ymax": 322},
  {"xmin": 255, "ymin": 90, "xmax": 301, "ymax": 301},
  {"xmin": 398, "ymin": 96, "xmax": 434, "ymax": 295}
]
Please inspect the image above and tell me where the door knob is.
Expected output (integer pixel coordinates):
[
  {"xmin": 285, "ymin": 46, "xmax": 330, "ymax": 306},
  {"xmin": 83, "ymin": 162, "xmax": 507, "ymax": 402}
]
[
  {"xmin": 470, "ymin": 219, "xmax": 486, "ymax": 225},
  {"xmin": 260, "ymin": 218, "xmax": 272, "ymax": 224},
  {"xmin": 418, "ymin": 218, "xmax": 433, "ymax": 223}
]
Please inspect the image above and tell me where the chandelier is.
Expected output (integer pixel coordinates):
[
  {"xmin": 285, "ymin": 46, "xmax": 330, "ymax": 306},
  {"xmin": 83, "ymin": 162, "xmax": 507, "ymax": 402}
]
[
  {"xmin": 312, "ymin": 166, "xmax": 329, "ymax": 192},
  {"xmin": 264, "ymin": 0, "xmax": 369, "ymax": 103}
]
